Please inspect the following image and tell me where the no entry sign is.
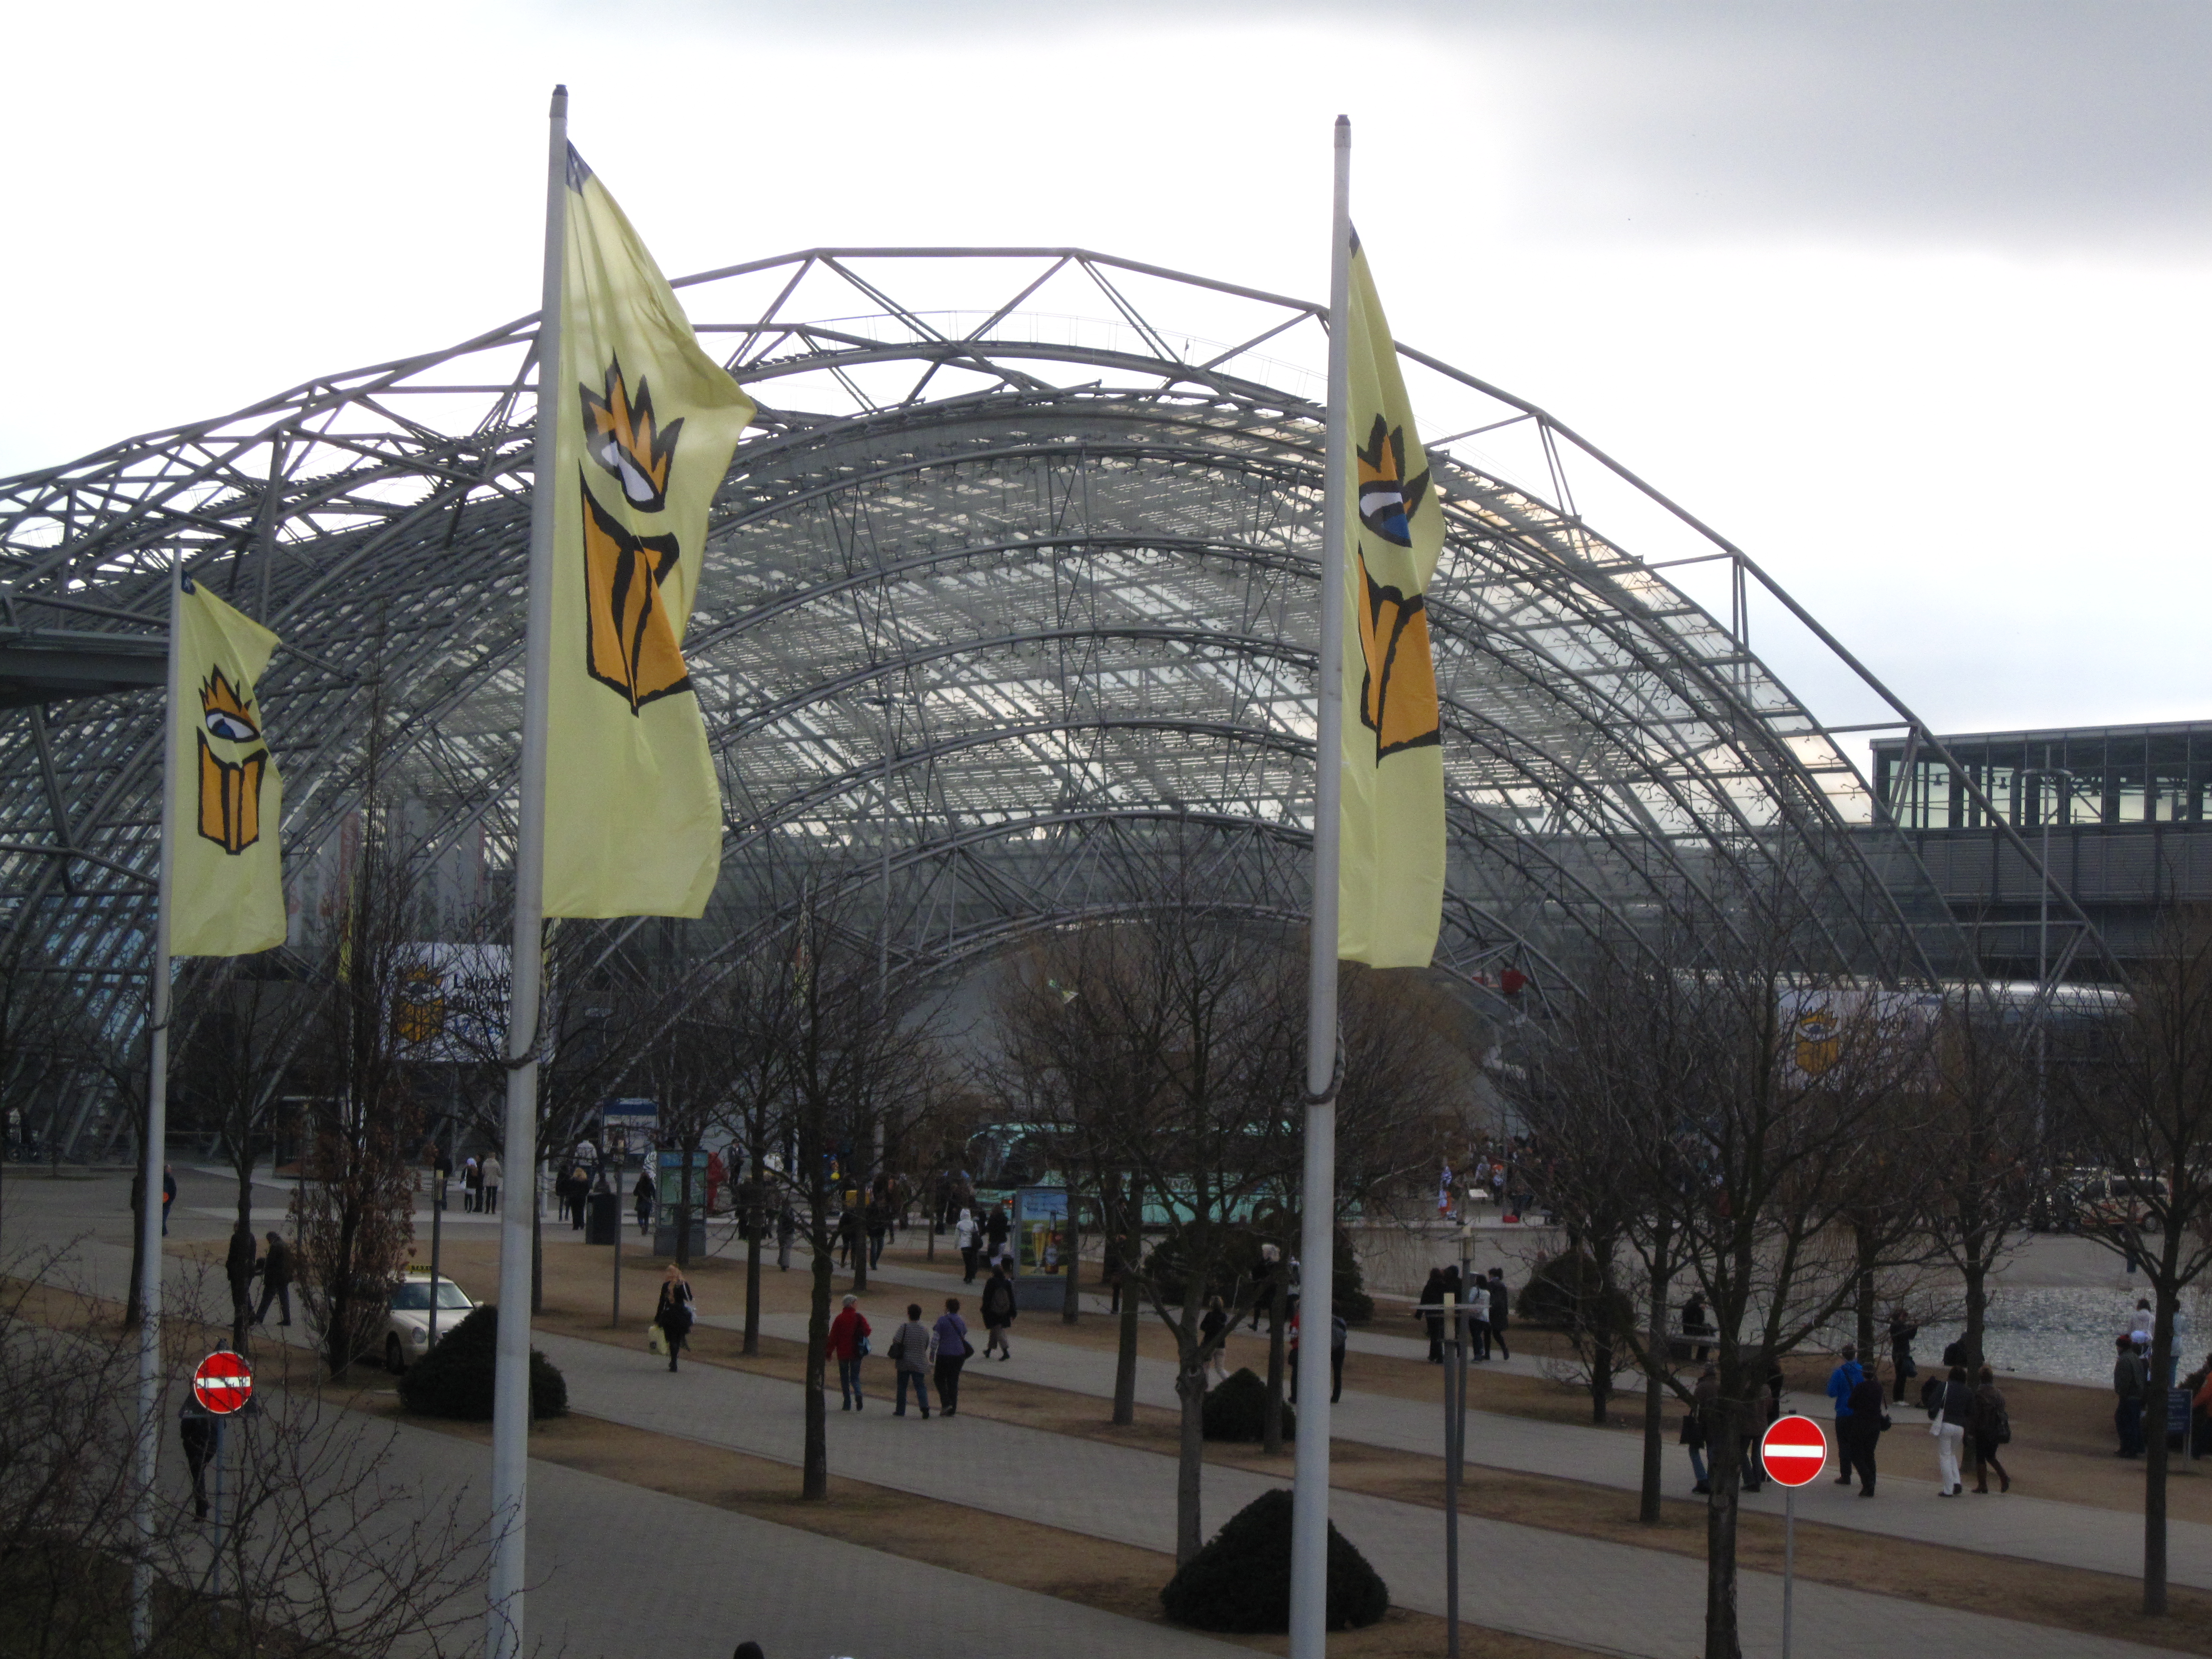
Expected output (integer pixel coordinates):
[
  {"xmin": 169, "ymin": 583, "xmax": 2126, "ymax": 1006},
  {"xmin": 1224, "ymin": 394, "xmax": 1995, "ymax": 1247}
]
[
  {"xmin": 192, "ymin": 1350, "xmax": 254, "ymax": 1416},
  {"xmin": 1759, "ymin": 1413, "xmax": 1828, "ymax": 1488}
]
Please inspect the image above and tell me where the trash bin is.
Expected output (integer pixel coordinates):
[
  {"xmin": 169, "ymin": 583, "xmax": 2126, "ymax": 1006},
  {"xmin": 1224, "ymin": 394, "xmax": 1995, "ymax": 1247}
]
[{"xmin": 586, "ymin": 1191, "xmax": 619, "ymax": 1246}]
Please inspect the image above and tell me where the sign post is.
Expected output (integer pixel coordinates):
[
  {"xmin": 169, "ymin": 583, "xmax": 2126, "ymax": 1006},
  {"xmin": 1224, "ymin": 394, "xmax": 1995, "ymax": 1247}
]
[
  {"xmin": 191, "ymin": 1352, "xmax": 254, "ymax": 1607},
  {"xmin": 1758, "ymin": 1413, "xmax": 1827, "ymax": 1659}
]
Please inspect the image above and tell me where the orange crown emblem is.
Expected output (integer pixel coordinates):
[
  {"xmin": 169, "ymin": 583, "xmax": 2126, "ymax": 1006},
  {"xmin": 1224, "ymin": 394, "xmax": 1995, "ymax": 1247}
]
[
  {"xmin": 199, "ymin": 666, "xmax": 260, "ymax": 744},
  {"xmin": 580, "ymin": 357, "xmax": 682, "ymax": 512}
]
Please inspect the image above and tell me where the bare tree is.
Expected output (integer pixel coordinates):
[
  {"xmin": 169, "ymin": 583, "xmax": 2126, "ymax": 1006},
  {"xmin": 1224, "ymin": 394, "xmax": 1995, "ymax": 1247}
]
[
  {"xmin": 999, "ymin": 912, "xmax": 1303, "ymax": 1565},
  {"xmin": 748, "ymin": 887, "xmax": 938, "ymax": 1498},
  {"xmin": 0, "ymin": 1253, "xmax": 512, "ymax": 1658},
  {"xmin": 173, "ymin": 962, "xmax": 313, "ymax": 1351},
  {"xmin": 2065, "ymin": 911, "xmax": 2212, "ymax": 1616}
]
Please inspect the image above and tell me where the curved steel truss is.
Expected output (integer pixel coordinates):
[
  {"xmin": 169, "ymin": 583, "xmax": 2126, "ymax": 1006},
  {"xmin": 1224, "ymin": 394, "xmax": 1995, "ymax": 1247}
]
[{"xmin": 0, "ymin": 246, "xmax": 2002, "ymax": 1050}]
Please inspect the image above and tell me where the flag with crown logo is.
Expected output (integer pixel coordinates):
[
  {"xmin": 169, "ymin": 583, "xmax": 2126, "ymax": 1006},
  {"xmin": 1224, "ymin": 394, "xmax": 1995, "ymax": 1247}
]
[
  {"xmin": 169, "ymin": 576, "xmax": 288, "ymax": 955},
  {"xmin": 1336, "ymin": 232, "xmax": 1445, "ymax": 968},
  {"xmin": 544, "ymin": 147, "xmax": 755, "ymax": 918}
]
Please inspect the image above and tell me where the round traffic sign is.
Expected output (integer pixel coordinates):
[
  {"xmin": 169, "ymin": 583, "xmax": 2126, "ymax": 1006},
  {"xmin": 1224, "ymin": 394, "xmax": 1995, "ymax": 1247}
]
[
  {"xmin": 1759, "ymin": 1413, "xmax": 1828, "ymax": 1487},
  {"xmin": 192, "ymin": 1350, "xmax": 254, "ymax": 1415}
]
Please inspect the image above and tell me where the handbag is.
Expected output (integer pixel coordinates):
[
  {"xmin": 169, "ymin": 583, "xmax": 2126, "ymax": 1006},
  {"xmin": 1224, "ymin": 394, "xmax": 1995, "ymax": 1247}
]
[
  {"xmin": 648, "ymin": 1323, "xmax": 667, "ymax": 1356},
  {"xmin": 856, "ymin": 1333, "xmax": 871, "ymax": 1358},
  {"xmin": 889, "ymin": 1336, "xmax": 907, "ymax": 1363}
]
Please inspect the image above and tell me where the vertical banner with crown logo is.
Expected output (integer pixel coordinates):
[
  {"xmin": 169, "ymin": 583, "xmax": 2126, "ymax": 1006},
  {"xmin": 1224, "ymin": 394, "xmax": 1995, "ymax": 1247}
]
[
  {"xmin": 167, "ymin": 575, "xmax": 287, "ymax": 956},
  {"xmin": 1335, "ymin": 232, "xmax": 1445, "ymax": 968},
  {"xmin": 544, "ymin": 148, "xmax": 755, "ymax": 918}
]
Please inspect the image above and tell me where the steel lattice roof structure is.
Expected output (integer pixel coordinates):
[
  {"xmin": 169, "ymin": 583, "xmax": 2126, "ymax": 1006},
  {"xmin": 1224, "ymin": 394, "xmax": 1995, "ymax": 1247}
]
[{"xmin": 2, "ymin": 246, "xmax": 2045, "ymax": 1059}]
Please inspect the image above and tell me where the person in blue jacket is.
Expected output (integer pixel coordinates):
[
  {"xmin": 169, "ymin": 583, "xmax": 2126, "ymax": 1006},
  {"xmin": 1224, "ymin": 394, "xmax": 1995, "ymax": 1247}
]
[{"xmin": 1825, "ymin": 1343, "xmax": 1866, "ymax": 1485}]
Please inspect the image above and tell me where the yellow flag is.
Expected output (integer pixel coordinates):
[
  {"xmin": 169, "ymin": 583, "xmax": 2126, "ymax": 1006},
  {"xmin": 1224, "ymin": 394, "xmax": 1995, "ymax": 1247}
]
[
  {"xmin": 169, "ymin": 576, "xmax": 287, "ymax": 956},
  {"xmin": 543, "ymin": 147, "xmax": 755, "ymax": 919},
  {"xmin": 1337, "ymin": 232, "xmax": 1445, "ymax": 968}
]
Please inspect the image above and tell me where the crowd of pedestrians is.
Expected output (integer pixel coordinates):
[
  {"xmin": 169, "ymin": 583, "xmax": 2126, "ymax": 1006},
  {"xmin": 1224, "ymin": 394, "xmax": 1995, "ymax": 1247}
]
[{"xmin": 1413, "ymin": 1264, "xmax": 1511, "ymax": 1362}]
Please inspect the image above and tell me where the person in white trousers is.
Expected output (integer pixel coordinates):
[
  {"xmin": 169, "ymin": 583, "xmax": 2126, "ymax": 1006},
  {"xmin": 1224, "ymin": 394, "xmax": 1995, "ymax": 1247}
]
[{"xmin": 1931, "ymin": 1364, "xmax": 1973, "ymax": 1495}]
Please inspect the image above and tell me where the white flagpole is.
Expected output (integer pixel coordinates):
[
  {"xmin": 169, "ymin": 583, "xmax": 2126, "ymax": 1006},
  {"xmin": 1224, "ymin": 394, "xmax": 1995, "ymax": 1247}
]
[
  {"xmin": 130, "ymin": 562, "xmax": 185, "ymax": 1655},
  {"xmin": 487, "ymin": 81, "xmax": 567, "ymax": 1659},
  {"xmin": 1290, "ymin": 112, "xmax": 1352, "ymax": 1659}
]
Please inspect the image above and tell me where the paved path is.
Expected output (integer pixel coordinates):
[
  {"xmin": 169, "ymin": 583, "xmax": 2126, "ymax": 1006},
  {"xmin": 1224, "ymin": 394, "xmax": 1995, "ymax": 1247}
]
[
  {"xmin": 750, "ymin": 1257, "xmax": 2212, "ymax": 1596},
  {"xmin": 536, "ymin": 1327, "xmax": 2190, "ymax": 1659}
]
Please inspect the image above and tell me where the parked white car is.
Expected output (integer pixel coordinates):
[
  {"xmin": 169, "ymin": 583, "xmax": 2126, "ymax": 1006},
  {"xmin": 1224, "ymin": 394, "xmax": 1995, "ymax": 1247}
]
[{"xmin": 381, "ymin": 1269, "xmax": 474, "ymax": 1374}]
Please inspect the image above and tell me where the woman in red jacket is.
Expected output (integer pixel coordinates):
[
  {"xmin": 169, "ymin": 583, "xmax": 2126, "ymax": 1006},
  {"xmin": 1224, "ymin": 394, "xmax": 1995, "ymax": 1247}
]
[{"xmin": 827, "ymin": 1294, "xmax": 872, "ymax": 1411}]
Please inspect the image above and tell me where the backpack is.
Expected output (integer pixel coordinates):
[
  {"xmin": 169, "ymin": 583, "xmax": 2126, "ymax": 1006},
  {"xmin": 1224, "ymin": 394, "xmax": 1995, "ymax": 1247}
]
[{"xmin": 1847, "ymin": 1376, "xmax": 1886, "ymax": 1419}]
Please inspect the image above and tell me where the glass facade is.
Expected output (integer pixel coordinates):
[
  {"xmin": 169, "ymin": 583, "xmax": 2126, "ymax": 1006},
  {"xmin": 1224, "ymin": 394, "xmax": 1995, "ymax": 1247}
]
[{"xmin": 1873, "ymin": 723, "xmax": 2212, "ymax": 833}]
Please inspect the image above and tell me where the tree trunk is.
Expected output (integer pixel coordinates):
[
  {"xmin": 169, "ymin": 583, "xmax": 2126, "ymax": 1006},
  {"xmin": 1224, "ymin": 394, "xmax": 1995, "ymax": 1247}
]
[
  {"xmin": 2145, "ymin": 1278, "xmax": 2176, "ymax": 1614},
  {"xmin": 1702, "ymin": 1393, "xmax": 1745, "ymax": 1659},
  {"xmin": 675, "ymin": 1144, "xmax": 695, "ymax": 1270},
  {"xmin": 530, "ymin": 1176, "xmax": 544, "ymax": 1316},
  {"xmin": 126, "ymin": 1168, "xmax": 147, "ymax": 1336},
  {"xmin": 803, "ymin": 1194, "xmax": 832, "ymax": 1500},
  {"xmin": 1855, "ymin": 1255, "xmax": 1877, "ymax": 1360},
  {"xmin": 1264, "ymin": 1276, "xmax": 1286, "ymax": 1455},
  {"xmin": 1114, "ymin": 1262, "xmax": 1140, "ymax": 1426},
  {"xmin": 1591, "ymin": 1326, "xmax": 1614, "ymax": 1424},
  {"xmin": 1061, "ymin": 1197, "xmax": 1081, "ymax": 1324},
  {"xmin": 1175, "ymin": 1349, "xmax": 1207, "ymax": 1562},
  {"xmin": 231, "ymin": 1161, "xmax": 256, "ymax": 1352},
  {"xmin": 1961, "ymin": 1254, "xmax": 1990, "ymax": 1373},
  {"xmin": 744, "ymin": 1156, "xmax": 765, "ymax": 1357},
  {"xmin": 1640, "ymin": 1241, "xmax": 1673, "ymax": 1525}
]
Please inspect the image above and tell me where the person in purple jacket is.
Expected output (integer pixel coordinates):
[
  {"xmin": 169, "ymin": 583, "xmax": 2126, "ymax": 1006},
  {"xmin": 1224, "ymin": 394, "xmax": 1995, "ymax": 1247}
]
[{"xmin": 932, "ymin": 1296, "xmax": 972, "ymax": 1417}]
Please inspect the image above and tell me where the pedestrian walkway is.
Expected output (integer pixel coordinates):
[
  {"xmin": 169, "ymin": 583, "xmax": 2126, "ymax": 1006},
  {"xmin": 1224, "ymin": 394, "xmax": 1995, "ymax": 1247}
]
[
  {"xmin": 771, "ymin": 1257, "xmax": 2212, "ymax": 1594},
  {"xmin": 535, "ymin": 1326, "xmax": 2187, "ymax": 1659}
]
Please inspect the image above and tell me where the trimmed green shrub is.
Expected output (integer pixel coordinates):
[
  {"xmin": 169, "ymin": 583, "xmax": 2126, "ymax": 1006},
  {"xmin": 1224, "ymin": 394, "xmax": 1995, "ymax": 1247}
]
[
  {"xmin": 1160, "ymin": 1487, "xmax": 1388, "ymax": 1632},
  {"xmin": 1202, "ymin": 1366, "xmax": 1295, "ymax": 1442},
  {"xmin": 396, "ymin": 1305, "xmax": 568, "ymax": 1421}
]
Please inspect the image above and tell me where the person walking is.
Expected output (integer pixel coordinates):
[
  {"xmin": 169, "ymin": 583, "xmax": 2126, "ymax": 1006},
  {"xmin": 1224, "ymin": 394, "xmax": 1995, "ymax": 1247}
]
[
  {"xmin": 980, "ymin": 1260, "xmax": 1016, "ymax": 1360},
  {"xmin": 568, "ymin": 1164, "xmax": 590, "ymax": 1231},
  {"xmin": 1888, "ymin": 1306, "xmax": 1919, "ymax": 1405},
  {"xmin": 161, "ymin": 1165, "xmax": 176, "ymax": 1236},
  {"xmin": 891, "ymin": 1303, "xmax": 935, "ymax": 1418},
  {"xmin": 252, "ymin": 1231, "xmax": 293, "ymax": 1326},
  {"xmin": 1292, "ymin": 1303, "xmax": 1349, "ymax": 1404},
  {"xmin": 1931, "ymin": 1363, "xmax": 1973, "ymax": 1494},
  {"xmin": 932, "ymin": 1297, "xmax": 970, "ymax": 1416},
  {"xmin": 1200, "ymin": 1296, "xmax": 1230, "ymax": 1384},
  {"xmin": 1485, "ymin": 1267, "xmax": 1512, "ymax": 1360},
  {"xmin": 776, "ymin": 1203, "xmax": 794, "ymax": 1271},
  {"xmin": 1682, "ymin": 1291, "xmax": 1712, "ymax": 1362},
  {"xmin": 1826, "ymin": 1344, "xmax": 1866, "ymax": 1485},
  {"xmin": 827, "ymin": 1294, "xmax": 871, "ymax": 1410},
  {"xmin": 1417, "ymin": 1268, "xmax": 1447, "ymax": 1363},
  {"xmin": 868, "ymin": 1200, "xmax": 890, "ymax": 1271},
  {"xmin": 179, "ymin": 1409, "xmax": 215, "ymax": 1521},
  {"xmin": 1465, "ymin": 1273, "xmax": 1491, "ymax": 1361},
  {"xmin": 634, "ymin": 1168, "xmax": 656, "ymax": 1238},
  {"xmin": 955, "ymin": 1208, "xmax": 980, "ymax": 1283},
  {"xmin": 461, "ymin": 1157, "xmax": 480, "ymax": 1213},
  {"xmin": 1683, "ymin": 1364, "xmax": 1717, "ymax": 1493},
  {"xmin": 2113, "ymin": 1332, "xmax": 2147, "ymax": 1457},
  {"xmin": 1969, "ymin": 1364, "xmax": 2011, "ymax": 1493},
  {"xmin": 481, "ymin": 1154, "xmax": 501, "ymax": 1214},
  {"xmin": 1841, "ymin": 1365, "xmax": 1885, "ymax": 1496},
  {"xmin": 654, "ymin": 1264, "xmax": 694, "ymax": 1372},
  {"xmin": 985, "ymin": 1203, "xmax": 1010, "ymax": 1263}
]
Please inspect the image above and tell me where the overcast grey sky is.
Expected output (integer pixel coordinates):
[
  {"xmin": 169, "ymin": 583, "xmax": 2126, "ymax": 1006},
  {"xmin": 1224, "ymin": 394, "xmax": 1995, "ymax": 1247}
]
[{"xmin": 10, "ymin": 1, "xmax": 2206, "ymax": 739}]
